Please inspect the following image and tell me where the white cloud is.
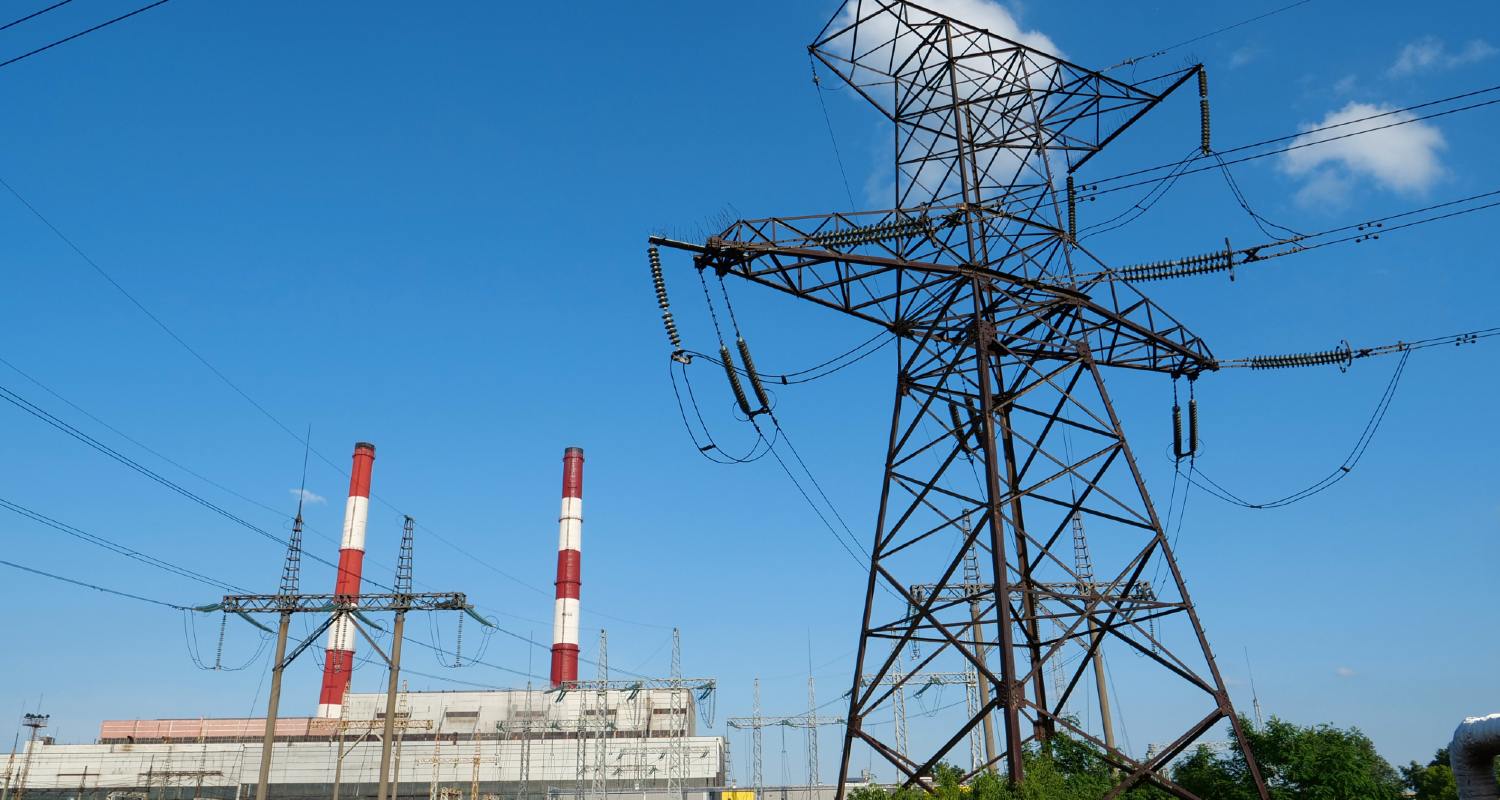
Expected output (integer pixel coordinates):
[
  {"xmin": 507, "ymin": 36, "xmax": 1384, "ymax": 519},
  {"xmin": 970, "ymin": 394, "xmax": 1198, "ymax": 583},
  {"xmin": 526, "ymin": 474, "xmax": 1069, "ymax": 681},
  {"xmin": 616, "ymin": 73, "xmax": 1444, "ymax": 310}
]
[
  {"xmin": 1389, "ymin": 36, "xmax": 1497, "ymax": 77},
  {"xmin": 290, "ymin": 487, "xmax": 327, "ymax": 505},
  {"xmin": 833, "ymin": 0, "xmax": 1058, "ymax": 207},
  {"xmin": 1335, "ymin": 666, "xmax": 1356, "ymax": 678},
  {"xmin": 1280, "ymin": 101, "xmax": 1446, "ymax": 206},
  {"xmin": 1229, "ymin": 46, "xmax": 1260, "ymax": 69},
  {"xmin": 915, "ymin": 0, "xmax": 1058, "ymax": 54}
]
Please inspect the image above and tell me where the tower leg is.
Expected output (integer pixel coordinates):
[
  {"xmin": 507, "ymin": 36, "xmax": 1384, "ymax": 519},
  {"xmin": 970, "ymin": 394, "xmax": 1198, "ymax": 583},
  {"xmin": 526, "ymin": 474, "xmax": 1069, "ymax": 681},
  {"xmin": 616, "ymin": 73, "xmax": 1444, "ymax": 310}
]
[{"xmin": 834, "ymin": 309, "xmax": 1269, "ymax": 800}]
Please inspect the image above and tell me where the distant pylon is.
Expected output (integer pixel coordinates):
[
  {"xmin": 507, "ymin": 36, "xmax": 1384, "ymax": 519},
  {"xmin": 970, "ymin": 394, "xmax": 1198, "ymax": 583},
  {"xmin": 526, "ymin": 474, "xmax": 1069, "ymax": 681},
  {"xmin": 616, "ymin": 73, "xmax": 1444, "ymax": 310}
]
[
  {"xmin": 667, "ymin": 628, "xmax": 685, "ymax": 799},
  {"xmin": 751, "ymin": 679, "xmax": 764, "ymax": 794},
  {"xmin": 592, "ymin": 629, "xmax": 609, "ymax": 800}
]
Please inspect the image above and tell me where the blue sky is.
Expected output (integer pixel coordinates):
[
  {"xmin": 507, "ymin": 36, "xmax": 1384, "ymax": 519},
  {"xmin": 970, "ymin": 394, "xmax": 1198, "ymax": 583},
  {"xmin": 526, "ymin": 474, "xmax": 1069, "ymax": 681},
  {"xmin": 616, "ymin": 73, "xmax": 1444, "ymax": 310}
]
[{"xmin": 0, "ymin": 0, "xmax": 1496, "ymax": 784}]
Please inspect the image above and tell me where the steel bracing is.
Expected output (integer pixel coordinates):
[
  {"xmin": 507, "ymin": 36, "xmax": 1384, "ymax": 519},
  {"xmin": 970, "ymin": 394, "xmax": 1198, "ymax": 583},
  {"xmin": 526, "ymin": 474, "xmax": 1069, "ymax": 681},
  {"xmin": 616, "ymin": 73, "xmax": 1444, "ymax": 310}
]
[{"xmin": 650, "ymin": 2, "xmax": 1269, "ymax": 798}]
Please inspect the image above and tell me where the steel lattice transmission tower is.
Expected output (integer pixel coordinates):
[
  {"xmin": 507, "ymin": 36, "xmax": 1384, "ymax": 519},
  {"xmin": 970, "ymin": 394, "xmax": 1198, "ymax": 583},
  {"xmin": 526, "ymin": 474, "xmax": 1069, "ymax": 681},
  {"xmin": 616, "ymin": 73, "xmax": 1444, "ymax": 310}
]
[{"xmin": 649, "ymin": 2, "xmax": 1270, "ymax": 798}]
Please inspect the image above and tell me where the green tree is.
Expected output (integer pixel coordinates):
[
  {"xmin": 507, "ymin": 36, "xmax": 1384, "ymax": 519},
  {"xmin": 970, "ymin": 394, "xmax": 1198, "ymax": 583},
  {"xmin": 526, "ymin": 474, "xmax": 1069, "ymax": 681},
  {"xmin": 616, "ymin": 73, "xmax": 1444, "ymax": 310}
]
[
  {"xmin": 1400, "ymin": 748, "xmax": 1458, "ymax": 800},
  {"xmin": 1173, "ymin": 717, "xmax": 1404, "ymax": 800}
]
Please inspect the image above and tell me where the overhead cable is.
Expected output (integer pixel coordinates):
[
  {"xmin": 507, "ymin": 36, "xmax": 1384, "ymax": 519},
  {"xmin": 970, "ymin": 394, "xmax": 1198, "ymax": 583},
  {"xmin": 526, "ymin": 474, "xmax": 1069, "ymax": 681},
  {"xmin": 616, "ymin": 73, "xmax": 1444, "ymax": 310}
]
[
  {"xmin": 0, "ymin": 494, "xmax": 248, "ymax": 593},
  {"xmin": 0, "ymin": 557, "xmax": 192, "ymax": 610},
  {"xmin": 1108, "ymin": 0, "xmax": 1315, "ymax": 70},
  {"xmin": 1, "ymin": 176, "xmax": 674, "ymax": 631},
  {"xmin": 0, "ymin": 0, "xmax": 174, "ymax": 71},
  {"xmin": 1188, "ymin": 351, "xmax": 1409, "ymax": 509},
  {"xmin": 0, "ymin": 0, "xmax": 78, "ymax": 33},
  {"xmin": 1080, "ymin": 86, "xmax": 1500, "ymax": 199}
]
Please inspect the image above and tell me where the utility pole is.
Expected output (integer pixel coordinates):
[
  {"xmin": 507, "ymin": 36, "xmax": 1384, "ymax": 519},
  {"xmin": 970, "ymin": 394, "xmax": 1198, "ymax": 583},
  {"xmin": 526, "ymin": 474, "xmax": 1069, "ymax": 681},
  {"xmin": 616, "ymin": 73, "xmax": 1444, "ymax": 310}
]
[
  {"xmin": 395, "ymin": 682, "xmax": 409, "ymax": 797},
  {"xmin": 14, "ymin": 713, "xmax": 47, "ymax": 800},
  {"xmin": 1, "ymin": 732, "xmax": 17, "ymax": 800},
  {"xmin": 556, "ymin": 634, "xmax": 717, "ymax": 796},
  {"xmin": 750, "ymin": 679, "xmax": 763, "ymax": 795},
  {"xmin": 331, "ymin": 685, "xmax": 348, "ymax": 800},
  {"xmin": 257, "ymin": 478, "xmax": 306, "ymax": 800},
  {"xmin": 520, "ymin": 685, "xmax": 534, "ymax": 800},
  {"xmin": 1245, "ymin": 648, "xmax": 1265, "ymax": 730},
  {"xmin": 667, "ymin": 630, "xmax": 684, "ymax": 800},
  {"xmin": 959, "ymin": 525, "xmax": 996, "ymax": 770},
  {"xmin": 591, "ymin": 630, "xmax": 609, "ymax": 800},
  {"xmin": 1072, "ymin": 513, "xmax": 1116, "ymax": 753},
  {"xmin": 726, "ymin": 692, "xmax": 842, "ymax": 792},
  {"xmin": 378, "ymin": 517, "xmax": 417, "ymax": 800},
  {"xmin": 805, "ymin": 677, "xmax": 819, "ymax": 788},
  {"xmin": 859, "ymin": 672, "xmax": 977, "ymax": 766},
  {"xmin": 470, "ymin": 728, "xmax": 481, "ymax": 800},
  {"xmin": 649, "ymin": 4, "xmax": 1271, "ymax": 796},
  {"xmin": 213, "ymin": 520, "xmax": 483, "ymax": 800}
]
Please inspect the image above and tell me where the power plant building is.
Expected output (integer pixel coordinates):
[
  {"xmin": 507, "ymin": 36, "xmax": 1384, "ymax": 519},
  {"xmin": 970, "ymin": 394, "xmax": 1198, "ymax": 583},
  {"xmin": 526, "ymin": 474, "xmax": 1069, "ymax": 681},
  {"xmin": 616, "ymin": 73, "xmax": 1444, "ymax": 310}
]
[
  {"xmin": 3, "ymin": 688, "xmax": 727, "ymax": 799},
  {"xmin": 1, "ymin": 447, "xmax": 731, "ymax": 800}
]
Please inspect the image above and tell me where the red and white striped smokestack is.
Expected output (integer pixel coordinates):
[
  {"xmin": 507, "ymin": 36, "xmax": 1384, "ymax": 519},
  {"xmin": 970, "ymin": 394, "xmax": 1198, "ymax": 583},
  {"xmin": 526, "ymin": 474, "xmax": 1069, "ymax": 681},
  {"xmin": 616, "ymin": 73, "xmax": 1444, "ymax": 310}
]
[
  {"xmin": 316, "ymin": 442, "xmax": 375, "ymax": 719},
  {"xmin": 550, "ymin": 447, "xmax": 584, "ymax": 687}
]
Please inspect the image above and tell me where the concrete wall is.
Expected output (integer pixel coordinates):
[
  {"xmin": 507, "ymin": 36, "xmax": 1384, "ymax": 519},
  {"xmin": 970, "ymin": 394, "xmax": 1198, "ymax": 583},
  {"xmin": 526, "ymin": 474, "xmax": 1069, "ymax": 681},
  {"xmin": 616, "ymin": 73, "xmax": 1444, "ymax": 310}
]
[{"xmin": 2, "ymin": 735, "xmax": 726, "ymax": 799}]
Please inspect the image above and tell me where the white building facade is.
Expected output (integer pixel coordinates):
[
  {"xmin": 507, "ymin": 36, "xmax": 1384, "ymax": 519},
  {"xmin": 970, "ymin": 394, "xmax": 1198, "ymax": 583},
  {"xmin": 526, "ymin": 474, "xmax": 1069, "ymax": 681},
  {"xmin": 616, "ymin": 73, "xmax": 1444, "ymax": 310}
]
[{"xmin": 2, "ymin": 689, "xmax": 727, "ymax": 800}]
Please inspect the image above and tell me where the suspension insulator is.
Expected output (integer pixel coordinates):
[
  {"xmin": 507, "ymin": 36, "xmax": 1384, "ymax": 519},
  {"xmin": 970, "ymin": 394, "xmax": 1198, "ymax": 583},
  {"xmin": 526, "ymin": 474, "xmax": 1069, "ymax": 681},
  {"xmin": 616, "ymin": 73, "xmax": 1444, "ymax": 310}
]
[
  {"xmin": 1188, "ymin": 396, "xmax": 1199, "ymax": 456},
  {"xmin": 649, "ymin": 247, "xmax": 685, "ymax": 351},
  {"xmin": 1247, "ymin": 343, "xmax": 1353, "ymax": 370},
  {"xmin": 1066, "ymin": 175, "xmax": 1077, "ymax": 241},
  {"xmin": 736, "ymin": 337, "xmax": 772, "ymax": 412},
  {"xmin": 720, "ymin": 345, "xmax": 754, "ymax": 417},
  {"xmin": 949, "ymin": 403, "xmax": 973, "ymax": 453},
  {"xmin": 810, "ymin": 215, "xmax": 937, "ymax": 249},
  {"xmin": 1198, "ymin": 69, "xmax": 1211, "ymax": 155},
  {"xmin": 453, "ymin": 613, "xmax": 464, "ymax": 667},
  {"xmin": 1172, "ymin": 403, "xmax": 1184, "ymax": 461}
]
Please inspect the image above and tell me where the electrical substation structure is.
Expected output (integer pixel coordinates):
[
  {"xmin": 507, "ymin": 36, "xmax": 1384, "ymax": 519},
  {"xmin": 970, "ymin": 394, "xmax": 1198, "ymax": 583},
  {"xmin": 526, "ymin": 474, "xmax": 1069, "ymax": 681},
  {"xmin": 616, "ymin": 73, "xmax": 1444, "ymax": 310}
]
[
  {"xmin": 200, "ymin": 443, "xmax": 492, "ymax": 800},
  {"xmin": 648, "ymin": 2, "xmax": 1290, "ymax": 797},
  {"xmin": 3, "ymin": 445, "xmax": 729, "ymax": 800}
]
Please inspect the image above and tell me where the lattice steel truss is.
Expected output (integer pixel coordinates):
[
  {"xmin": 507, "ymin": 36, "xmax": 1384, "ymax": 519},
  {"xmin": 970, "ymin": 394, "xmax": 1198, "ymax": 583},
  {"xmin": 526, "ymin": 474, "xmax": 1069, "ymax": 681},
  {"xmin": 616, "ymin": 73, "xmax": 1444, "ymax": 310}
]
[{"xmin": 650, "ymin": 2, "xmax": 1269, "ymax": 798}]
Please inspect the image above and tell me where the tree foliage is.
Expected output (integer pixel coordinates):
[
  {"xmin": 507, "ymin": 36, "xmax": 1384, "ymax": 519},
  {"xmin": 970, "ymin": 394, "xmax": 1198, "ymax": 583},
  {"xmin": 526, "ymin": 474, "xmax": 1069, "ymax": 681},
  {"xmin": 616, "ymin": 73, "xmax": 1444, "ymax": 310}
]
[
  {"xmin": 1400, "ymin": 748, "xmax": 1457, "ymax": 800},
  {"xmin": 849, "ymin": 717, "xmax": 1411, "ymax": 800},
  {"xmin": 1173, "ymin": 717, "xmax": 1403, "ymax": 800}
]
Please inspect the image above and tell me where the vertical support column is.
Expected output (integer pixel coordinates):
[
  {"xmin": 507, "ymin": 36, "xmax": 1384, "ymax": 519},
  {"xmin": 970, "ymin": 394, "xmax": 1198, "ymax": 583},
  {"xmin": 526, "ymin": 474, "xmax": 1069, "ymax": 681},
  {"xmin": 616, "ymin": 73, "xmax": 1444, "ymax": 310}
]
[
  {"xmin": 318, "ymin": 442, "xmax": 377, "ymax": 718},
  {"xmin": 256, "ymin": 612, "xmax": 292, "ymax": 800},
  {"xmin": 376, "ymin": 613, "xmax": 407, "ymax": 800},
  {"xmin": 998, "ymin": 407, "xmax": 1052, "ymax": 742},
  {"xmin": 551, "ymin": 447, "xmax": 585, "ymax": 686},
  {"xmin": 970, "ymin": 282, "xmax": 1026, "ymax": 785}
]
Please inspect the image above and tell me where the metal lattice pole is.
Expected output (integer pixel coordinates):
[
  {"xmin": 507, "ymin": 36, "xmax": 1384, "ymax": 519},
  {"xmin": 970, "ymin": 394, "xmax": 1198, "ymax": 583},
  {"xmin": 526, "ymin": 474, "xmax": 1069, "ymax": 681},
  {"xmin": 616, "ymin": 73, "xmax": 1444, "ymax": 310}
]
[
  {"xmin": 592, "ymin": 630, "xmax": 609, "ymax": 800},
  {"xmin": 517, "ymin": 684, "xmax": 533, "ymax": 800},
  {"xmin": 806, "ymin": 677, "xmax": 818, "ymax": 788},
  {"xmin": 667, "ymin": 629, "xmax": 685, "ymax": 799},
  {"xmin": 751, "ymin": 679, "xmax": 764, "ymax": 795},
  {"xmin": 649, "ymin": 4, "xmax": 1271, "ymax": 797}
]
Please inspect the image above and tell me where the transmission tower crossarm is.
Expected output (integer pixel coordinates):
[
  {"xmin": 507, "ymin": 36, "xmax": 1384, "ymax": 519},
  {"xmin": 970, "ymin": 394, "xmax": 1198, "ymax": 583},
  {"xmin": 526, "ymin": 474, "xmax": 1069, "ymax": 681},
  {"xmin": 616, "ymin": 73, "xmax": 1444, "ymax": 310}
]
[
  {"xmin": 650, "ymin": 235, "xmax": 1214, "ymax": 374},
  {"xmin": 211, "ymin": 592, "xmax": 471, "ymax": 614}
]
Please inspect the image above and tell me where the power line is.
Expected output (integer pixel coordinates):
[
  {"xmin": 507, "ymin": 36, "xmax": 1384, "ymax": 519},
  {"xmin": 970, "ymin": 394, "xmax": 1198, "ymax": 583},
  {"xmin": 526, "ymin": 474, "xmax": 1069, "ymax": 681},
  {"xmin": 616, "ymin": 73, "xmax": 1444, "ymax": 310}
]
[
  {"xmin": 1, "ymin": 173, "xmax": 673, "ymax": 629},
  {"xmin": 811, "ymin": 56, "xmax": 858, "ymax": 209},
  {"xmin": 0, "ymin": 0, "xmax": 174, "ymax": 71},
  {"xmin": 0, "ymin": 352, "xmax": 305, "ymax": 528},
  {"xmin": 1190, "ymin": 350, "xmax": 1410, "ymax": 509},
  {"xmin": 1082, "ymin": 186, "xmax": 1500, "ymax": 285},
  {"xmin": 0, "ymin": 379, "xmax": 394, "ymax": 593},
  {"xmin": 0, "ymin": 557, "xmax": 191, "ymax": 610},
  {"xmin": 0, "ymin": 358, "xmax": 671, "ymax": 661},
  {"xmin": 0, "ymin": 0, "xmax": 78, "ymax": 34},
  {"xmin": 1109, "ymin": 0, "xmax": 1315, "ymax": 70},
  {"xmin": 1080, "ymin": 85, "xmax": 1500, "ymax": 198},
  {"xmin": 0, "ymin": 494, "xmax": 249, "ymax": 593}
]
